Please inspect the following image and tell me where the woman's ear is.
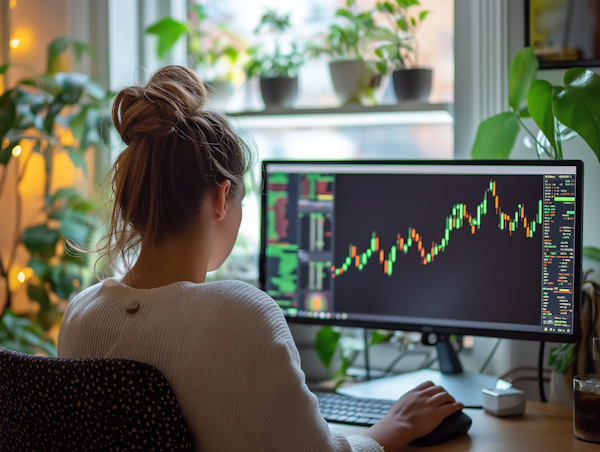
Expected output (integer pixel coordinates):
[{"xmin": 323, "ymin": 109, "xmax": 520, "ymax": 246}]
[{"xmin": 213, "ymin": 180, "xmax": 231, "ymax": 221}]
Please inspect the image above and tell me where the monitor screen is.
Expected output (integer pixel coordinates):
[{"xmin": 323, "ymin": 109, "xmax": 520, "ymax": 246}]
[{"xmin": 259, "ymin": 160, "xmax": 583, "ymax": 343}]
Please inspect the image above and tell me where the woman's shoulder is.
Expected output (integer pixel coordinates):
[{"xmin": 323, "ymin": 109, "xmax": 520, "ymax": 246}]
[
  {"xmin": 202, "ymin": 280, "xmax": 280, "ymax": 313},
  {"xmin": 199, "ymin": 280, "xmax": 290, "ymax": 338}
]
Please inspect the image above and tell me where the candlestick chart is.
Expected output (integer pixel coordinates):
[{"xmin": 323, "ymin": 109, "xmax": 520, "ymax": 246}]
[
  {"xmin": 331, "ymin": 173, "xmax": 546, "ymax": 326},
  {"xmin": 332, "ymin": 180, "xmax": 543, "ymax": 278}
]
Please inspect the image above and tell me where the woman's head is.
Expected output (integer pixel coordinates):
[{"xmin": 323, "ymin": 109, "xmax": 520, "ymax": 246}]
[{"xmin": 99, "ymin": 65, "xmax": 253, "ymax": 275}]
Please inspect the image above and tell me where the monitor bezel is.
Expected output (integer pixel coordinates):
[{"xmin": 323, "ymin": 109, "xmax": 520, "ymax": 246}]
[{"xmin": 259, "ymin": 159, "xmax": 583, "ymax": 344}]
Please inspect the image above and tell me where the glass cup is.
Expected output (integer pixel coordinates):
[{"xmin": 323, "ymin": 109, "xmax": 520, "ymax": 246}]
[{"xmin": 574, "ymin": 373, "xmax": 600, "ymax": 442}]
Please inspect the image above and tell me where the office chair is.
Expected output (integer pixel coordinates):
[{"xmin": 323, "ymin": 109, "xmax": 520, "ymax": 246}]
[{"xmin": 0, "ymin": 347, "xmax": 196, "ymax": 451}]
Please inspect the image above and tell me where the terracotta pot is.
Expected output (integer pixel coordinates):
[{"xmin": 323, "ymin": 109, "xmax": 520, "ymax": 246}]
[{"xmin": 392, "ymin": 68, "xmax": 433, "ymax": 102}]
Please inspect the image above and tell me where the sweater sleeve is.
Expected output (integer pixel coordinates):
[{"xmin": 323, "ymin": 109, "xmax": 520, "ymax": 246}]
[{"xmin": 217, "ymin": 282, "xmax": 384, "ymax": 452}]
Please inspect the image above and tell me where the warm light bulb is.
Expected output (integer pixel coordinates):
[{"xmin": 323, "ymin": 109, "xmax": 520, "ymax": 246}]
[
  {"xmin": 16, "ymin": 272, "xmax": 25, "ymax": 283},
  {"xmin": 9, "ymin": 0, "xmax": 16, "ymax": 10},
  {"xmin": 10, "ymin": 39, "xmax": 19, "ymax": 49},
  {"xmin": 12, "ymin": 145, "xmax": 21, "ymax": 156},
  {"xmin": 2, "ymin": 139, "xmax": 8, "ymax": 149}
]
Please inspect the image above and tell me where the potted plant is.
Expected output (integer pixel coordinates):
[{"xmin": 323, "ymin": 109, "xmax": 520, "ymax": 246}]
[
  {"xmin": 471, "ymin": 46, "xmax": 600, "ymax": 403},
  {"xmin": 146, "ymin": 4, "xmax": 246, "ymax": 109},
  {"xmin": 375, "ymin": 0, "xmax": 432, "ymax": 102},
  {"xmin": 246, "ymin": 10, "xmax": 304, "ymax": 109},
  {"xmin": 0, "ymin": 36, "xmax": 107, "ymax": 354},
  {"xmin": 310, "ymin": 0, "xmax": 391, "ymax": 106}
]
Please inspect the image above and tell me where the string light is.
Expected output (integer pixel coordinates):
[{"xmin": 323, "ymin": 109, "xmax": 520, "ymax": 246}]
[
  {"xmin": 16, "ymin": 272, "xmax": 25, "ymax": 283},
  {"xmin": 10, "ymin": 39, "xmax": 19, "ymax": 49},
  {"xmin": 12, "ymin": 145, "xmax": 21, "ymax": 156},
  {"xmin": 9, "ymin": 0, "xmax": 17, "ymax": 10}
]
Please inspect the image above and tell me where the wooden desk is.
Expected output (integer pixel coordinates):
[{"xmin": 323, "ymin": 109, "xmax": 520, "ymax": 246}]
[{"xmin": 329, "ymin": 401, "xmax": 598, "ymax": 451}]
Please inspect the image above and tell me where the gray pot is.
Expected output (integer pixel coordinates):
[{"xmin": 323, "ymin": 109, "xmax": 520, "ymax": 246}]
[
  {"xmin": 260, "ymin": 76, "xmax": 298, "ymax": 108},
  {"xmin": 392, "ymin": 68, "xmax": 433, "ymax": 102},
  {"xmin": 204, "ymin": 80, "xmax": 234, "ymax": 109}
]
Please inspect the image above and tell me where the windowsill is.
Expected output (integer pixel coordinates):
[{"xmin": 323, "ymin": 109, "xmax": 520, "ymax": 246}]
[{"xmin": 227, "ymin": 102, "xmax": 454, "ymax": 129}]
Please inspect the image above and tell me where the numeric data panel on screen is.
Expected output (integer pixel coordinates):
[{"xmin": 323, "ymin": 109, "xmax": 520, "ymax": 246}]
[{"xmin": 264, "ymin": 169, "xmax": 576, "ymax": 334}]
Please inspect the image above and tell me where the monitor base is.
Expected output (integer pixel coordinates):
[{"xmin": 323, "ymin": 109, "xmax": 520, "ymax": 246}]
[{"xmin": 336, "ymin": 369, "xmax": 511, "ymax": 408}]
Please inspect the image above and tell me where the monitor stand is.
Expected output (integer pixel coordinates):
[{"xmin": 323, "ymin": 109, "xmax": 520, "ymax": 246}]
[{"xmin": 336, "ymin": 335, "xmax": 511, "ymax": 408}]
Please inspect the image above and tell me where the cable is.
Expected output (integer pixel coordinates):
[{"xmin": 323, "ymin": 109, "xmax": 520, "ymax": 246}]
[
  {"xmin": 479, "ymin": 339, "xmax": 502, "ymax": 373},
  {"xmin": 539, "ymin": 341, "xmax": 547, "ymax": 403},
  {"xmin": 383, "ymin": 351, "xmax": 431, "ymax": 375},
  {"xmin": 363, "ymin": 328, "xmax": 371, "ymax": 381}
]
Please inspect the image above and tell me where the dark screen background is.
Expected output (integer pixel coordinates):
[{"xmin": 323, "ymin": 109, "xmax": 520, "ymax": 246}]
[{"xmin": 332, "ymin": 173, "xmax": 543, "ymax": 326}]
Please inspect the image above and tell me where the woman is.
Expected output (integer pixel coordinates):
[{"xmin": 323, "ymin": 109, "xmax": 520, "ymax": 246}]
[{"xmin": 58, "ymin": 65, "xmax": 463, "ymax": 452}]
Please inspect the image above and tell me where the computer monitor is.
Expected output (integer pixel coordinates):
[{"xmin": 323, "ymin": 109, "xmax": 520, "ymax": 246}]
[{"xmin": 259, "ymin": 160, "xmax": 583, "ymax": 404}]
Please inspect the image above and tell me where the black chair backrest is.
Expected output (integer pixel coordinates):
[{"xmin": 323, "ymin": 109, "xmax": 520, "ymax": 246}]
[{"xmin": 0, "ymin": 347, "xmax": 196, "ymax": 451}]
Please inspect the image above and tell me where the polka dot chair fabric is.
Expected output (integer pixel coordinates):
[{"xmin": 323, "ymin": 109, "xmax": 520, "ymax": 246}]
[{"xmin": 0, "ymin": 347, "xmax": 196, "ymax": 451}]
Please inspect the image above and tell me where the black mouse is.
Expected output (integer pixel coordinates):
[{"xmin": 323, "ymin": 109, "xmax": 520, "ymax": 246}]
[{"xmin": 409, "ymin": 410, "xmax": 472, "ymax": 447}]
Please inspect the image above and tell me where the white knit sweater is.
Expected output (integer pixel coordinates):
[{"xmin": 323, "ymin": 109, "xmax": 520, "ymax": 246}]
[{"xmin": 58, "ymin": 278, "xmax": 384, "ymax": 452}]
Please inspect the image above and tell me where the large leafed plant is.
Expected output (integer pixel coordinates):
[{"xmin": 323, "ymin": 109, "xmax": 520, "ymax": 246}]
[
  {"xmin": 0, "ymin": 36, "xmax": 110, "ymax": 355},
  {"xmin": 471, "ymin": 46, "xmax": 600, "ymax": 373}
]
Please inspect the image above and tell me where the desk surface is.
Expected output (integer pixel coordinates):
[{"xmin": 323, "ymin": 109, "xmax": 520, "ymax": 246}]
[{"xmin": 329, "ymin": 401, "xmax": 598, "ymax": 451}]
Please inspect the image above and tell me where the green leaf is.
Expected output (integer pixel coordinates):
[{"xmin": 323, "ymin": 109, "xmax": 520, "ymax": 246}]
[
  {"xmin": 72, "ymin": 41, "xmax": 97, "ymax": 62},
  {"xmin": 0, "ymin": 63, "xmax": 8, "ymax": 74},
  {"xmin": 336, "ymin": 8, "xmax": 356, "ymax": 21},
  {"xmin": 315, "ymin": 326, "xmax": 341, "ymax": 369},
  {"xmin": 376, "ymin": 61, "xmax": 388, "ymax": 74},
  {"xmin": 528, "ymin": 79, "xmax": 557, "ymax": 152},
  {"xmin": 333, "ymin": 355, "xmax": 351, "ymax": 379},
  {"xmin": 397, "ymin": 17, "xmax": 409, "ymax": 32},
  {"xmin": 146, "ymin": 18, "xmax": 188, "ymax": 59},
  {"xmin": 508, "ymin": 47, "xmax": 538, "ymax": 112},
  {"xmin": 371, "ymin": 330, "xmax": 393, "ymax": 345},
  {"xmin": 0, "ymin": 90, "xmax": 16, "ymax": 144},
  {"xmin": 85, "ymin": 78, "xmax": 105, "ymax": 100},
  {"xmin": 43, "ymin": 100, "xmax": 64, "ymax": 134},
  {"xmin": 81, "ymin": 108, "xmax": 100, "ymax": 149},
  {"xmin": 397, "ymin": 0, "xmax": 421, "ymax": 7},
  {"xmin": 69, "ymin": 108, "xmax": 87, "ymax": 140},
  {"xmin": 471, "ymin": 112, "xmax": 520, "ymax": 159},
  {"xmin": 549, "ymin": 343, "xmax": 576, "ymax": 374},
  {"xmin": 0, "ymin": 141, "xmax": 20, "ymax": 166},
  {"xmin": 55, "ymin": 72, "xmax": 88, "ymax": 104},
  {"xmin": 552, "ymin": 68, "xmax": 600, "ymax": 163},
  {"xmin": 66, "ymin": 146, "xmax": 87, "ymax": 176},
  {"xmin": 48, "ymin": 263, "xmax": 79, "ymax": 299},
  {"xmin": 583, "ymin": 246, "xmax": 600, "ymax": 262},
  {"xmin": 519, "ymin": 107, "xmax": 531, "ymax": 118},
  {"xmin": 51, "ymin": 187, "xmax": 77, "ymax": 203},
  {"xmin": 27, "ymin": 282, "xmax": 51, "ymax": 309},
  {"xmin": 47, "ymin": 36, "xmax": 70, "ymax": 75},
  {"xmin": 419, "ymin": 10, "xmax": 430, "ymax": 22},
  {"xmin": 28, "ymin": 257, "xmax": 47, "ymax": 277},
  {"xmin": 22, "ymin": 224, "xmax": 60, "ymax": 258}
]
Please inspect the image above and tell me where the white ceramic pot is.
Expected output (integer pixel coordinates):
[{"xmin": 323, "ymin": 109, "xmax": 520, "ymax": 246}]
[{"xmin": 329, "ymin": 59, "xmax": 387, "ymax": 106}]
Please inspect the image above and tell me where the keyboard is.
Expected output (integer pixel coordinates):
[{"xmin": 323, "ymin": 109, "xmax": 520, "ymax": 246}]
[{"xmin": 314, "ymin": 391, "xmax": 394, "ymax": 427}]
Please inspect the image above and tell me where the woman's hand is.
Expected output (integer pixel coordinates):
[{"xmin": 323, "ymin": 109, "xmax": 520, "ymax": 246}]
[{"xmin": 362, "ymin": 381, "xmax": 464, "ymax": 452}]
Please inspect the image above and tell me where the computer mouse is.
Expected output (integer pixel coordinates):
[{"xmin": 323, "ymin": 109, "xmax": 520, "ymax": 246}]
[{"xmin": 409, "ymin": 410, "xmax": 472, "ymax": 447}]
